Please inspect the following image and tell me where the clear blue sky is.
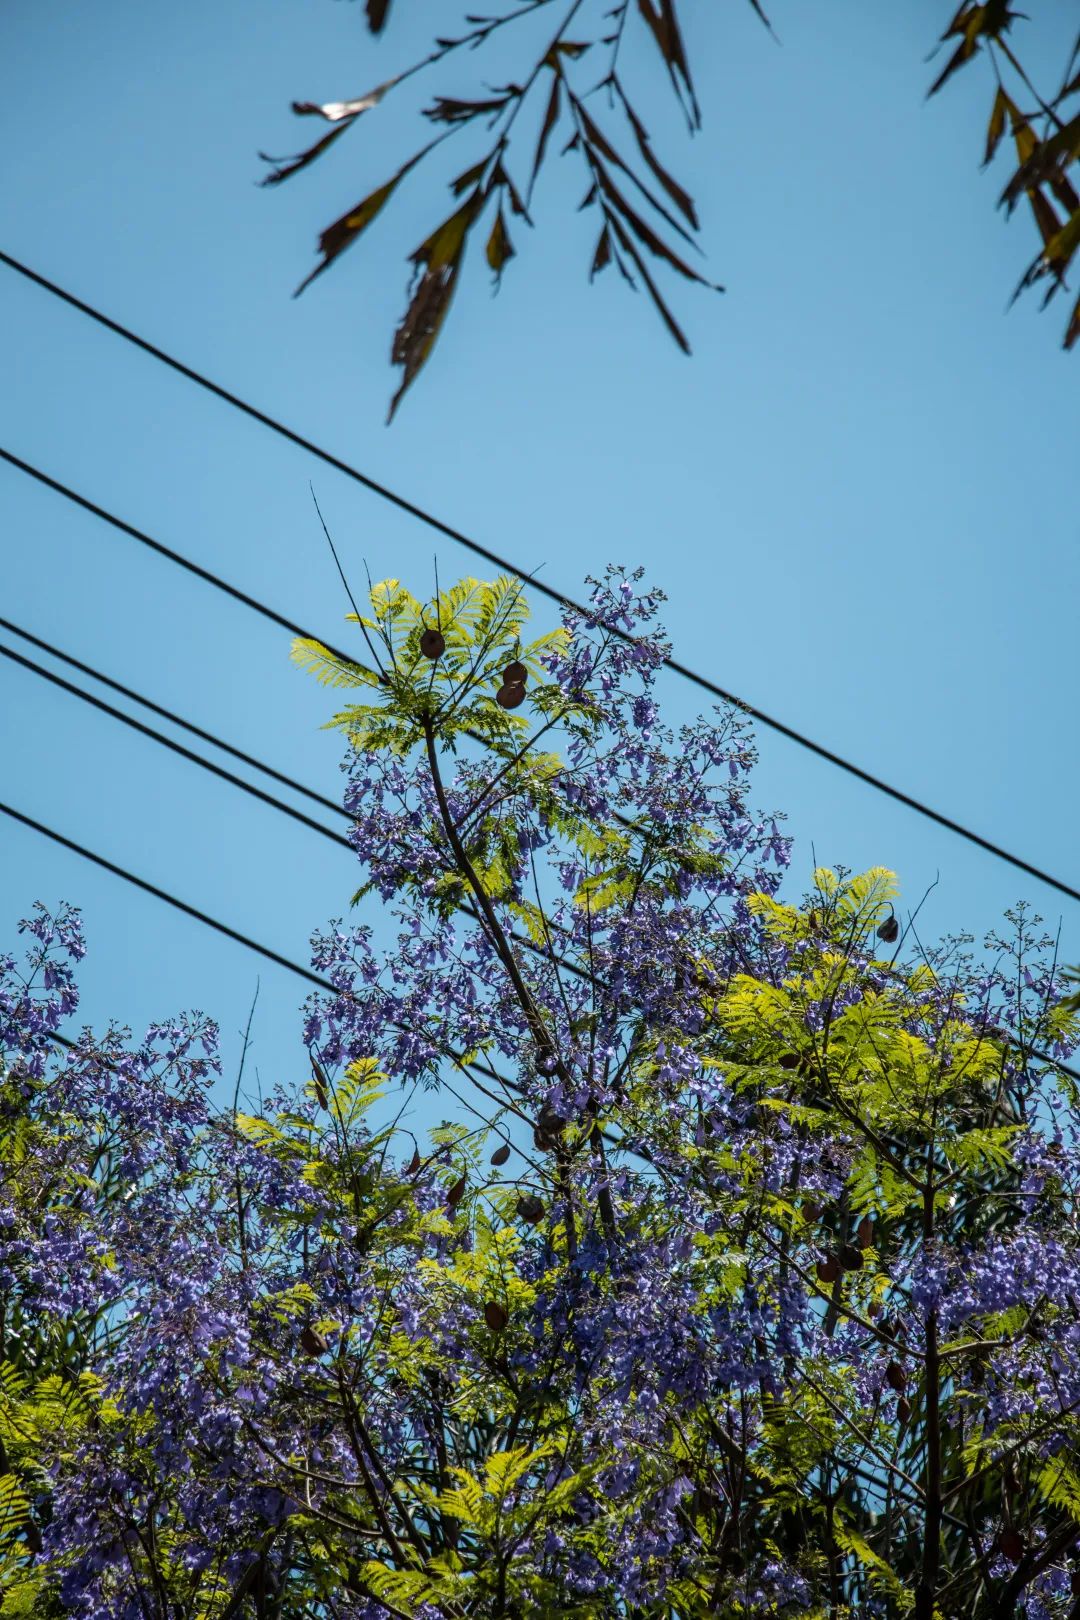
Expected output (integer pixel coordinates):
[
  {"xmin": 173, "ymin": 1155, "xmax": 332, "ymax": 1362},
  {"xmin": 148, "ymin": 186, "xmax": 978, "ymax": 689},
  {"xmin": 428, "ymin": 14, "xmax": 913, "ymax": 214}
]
[{"xmin": 3, "ymin": 0, "xmax": 1078, "ymax": 1109}]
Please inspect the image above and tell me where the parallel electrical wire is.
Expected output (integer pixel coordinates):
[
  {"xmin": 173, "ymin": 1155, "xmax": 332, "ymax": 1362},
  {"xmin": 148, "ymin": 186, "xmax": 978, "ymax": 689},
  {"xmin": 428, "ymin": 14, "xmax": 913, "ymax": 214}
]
[
  {"xmin": 3, "ymin": 250, "xmax": 1078, "ymax": 907},
  {"xmin": 0, "ymin": 641, "xmax": 350, "ymax": 850},
  {"xmin": 0, "ymin": 621, "xmax": 593, "ymax": 982},
  {"xmin": 0, "ymin": 797, "xmax": 332, "ymax": 990},
  {"xmin": 0, "ymin": 615, "xmax": 343, "ymax": 820}
]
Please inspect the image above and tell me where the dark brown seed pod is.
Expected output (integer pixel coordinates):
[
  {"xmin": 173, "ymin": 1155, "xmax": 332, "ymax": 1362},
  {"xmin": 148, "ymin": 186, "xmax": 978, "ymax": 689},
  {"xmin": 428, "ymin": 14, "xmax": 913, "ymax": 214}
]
[
  {"xmin": 1070, "ymin": 1569, "xmax": 1080, "ymax": 1597},
  {"xmin": 419, "ymin": 627, "xmax": 445, "ymax": 660},
  {"xmin": 497, "ymin": 681, "xmax": 526, "ymax": 710},
  {"xmin": 877, "ymin": 914, "xmax": 900, "ymax": 944},
  {"xmin": 857, "ymin": 1215, "xmax": 874, "ymax": 1249},
  {"xmin": 447, "ymin": 1174, "xmax": 467, "ymax": 1208},
  {"xmin": 310, "ymin": 1059, "xmax": 329, "ymax": 1109},
  {"xmin": 300, "ymin": 1325, "xmax": 329, "ymax": 1357},
  {"xmin": 896, "ymin": 1395, "xmax": 911, "ymax": 1426},
  {"xmin": 838, "ymin": 1244, "xmax": 863, "ymax": 1272},
  {"xmin": 22, "ymin": 1520, "xmax": 42, "ymax": 1555},
  {"xmin": 503, "ymin": 660, "xmax": 527, "ymax": 685},
  {"xmin": 885, "ymin": 1360, "xmax": 906, "ymax": 1392},
  {"xmin": 801, "ymin": 1201, "xmax": 821, "ymax": 1223},
  {"xmin": 868, "ymin": 1299, "xmax": 882, "ymax": 1319},
  {"xmin": 484, "ymin": 1301, "xmax": 508, "ymax": 1332},
  {"xmin": 516, "ymin": 1194, "xmax": 545, "ymax": 1224},
  {"xmin": 998, "ymin": 1527, "xmax": 1025, "ymax": 1564},
  {"xmin": 490, "ymin": 1143, "xmax": 511, "ymax": 1166},
  {"xmin": 816, "ymin": 1256, "xmax": 840, "ymax": 1285},
  {"xmin": 407, "ymin": 1149, "xmax": 422, "ymax": 1175},
  {"xmin": 778, "ymin": 1052, "xmax": 801, "ymax": 1070}
]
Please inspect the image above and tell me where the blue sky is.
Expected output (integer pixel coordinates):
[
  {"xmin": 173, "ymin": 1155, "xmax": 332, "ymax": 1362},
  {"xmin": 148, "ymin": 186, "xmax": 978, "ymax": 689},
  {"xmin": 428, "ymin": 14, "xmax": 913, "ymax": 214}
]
[{"xmin": 2, "ymin": 0, "xmax": 1078, "ymax": 1112}]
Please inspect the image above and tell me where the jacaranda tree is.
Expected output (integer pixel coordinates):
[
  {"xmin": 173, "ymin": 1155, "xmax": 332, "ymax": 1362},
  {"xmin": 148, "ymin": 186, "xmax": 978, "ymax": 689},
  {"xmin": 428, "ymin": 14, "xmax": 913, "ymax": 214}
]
[{"xmin": 5, "ymin": 571, "xmax": 1080, "ymax": 1618}]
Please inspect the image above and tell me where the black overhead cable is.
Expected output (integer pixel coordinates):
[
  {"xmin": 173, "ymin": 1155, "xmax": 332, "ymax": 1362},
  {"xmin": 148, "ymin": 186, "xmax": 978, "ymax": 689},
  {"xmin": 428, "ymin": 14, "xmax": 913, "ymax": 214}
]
[
  {"xmin": 0, "ymin": 615, "xmax": 343, "ymax": 819},
  {"xmin": 1, "ymin": 624, "xmax": 594, "ymax": 982},
  {"xmin": 5, "ymin": 796, "xmax": 1078, "ymax": 1102},
  {"xmin": 2, "ymin": 252, "xmax": 1077, "ymax": 911},
  {"xmin": 0, "ymin": 641, "xmax": 349, "ymax": 849},
  {"xmin": 0, "ymin": 798, "xmax": 332, "ymax": 990}
]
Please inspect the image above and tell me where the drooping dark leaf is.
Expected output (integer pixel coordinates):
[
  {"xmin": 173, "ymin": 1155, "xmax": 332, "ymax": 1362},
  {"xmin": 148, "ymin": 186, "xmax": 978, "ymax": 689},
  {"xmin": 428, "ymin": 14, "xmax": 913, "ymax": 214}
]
[
  {"xmin": 617, "ymin": 89, "xmax": 699, "ymax": 229},
  {"xmin": 576, "ymin": 103, "xmax": 699, "ymax": 248},
  {"xmin": 388, "ymin": 197, "xmax": 481, "ymax": 420},
  {"xmin": 591, "ymin": 226, "xmax": 612, "ymax": 278},
  {"xmin": 637, "ymin": 0, "xmax": 700, "ymax": 127},
  {"xmin": 260, "ymin": 120, "xmax": 355, "ymax": 187},
  {"xmin": 529, "ymin": 72, "xmax": 563, "ymax": 196},
  {"xmin": 486, "ymin": 209, "xmax": 515, "ymax": 278},
  {"xmin": 295, "ymin": 145, "xmax": 433, "ymax": 296},
  {"xmin": 983, "ymin": 85, "xmax": 1013, "ymax": 167},
  {"xmin": 366, "ymin": 0, "xmax": 392, "ymax": 33},
  {"xmin": 596, "ymin": 163, "xmax": 719, "ymax": 290}
]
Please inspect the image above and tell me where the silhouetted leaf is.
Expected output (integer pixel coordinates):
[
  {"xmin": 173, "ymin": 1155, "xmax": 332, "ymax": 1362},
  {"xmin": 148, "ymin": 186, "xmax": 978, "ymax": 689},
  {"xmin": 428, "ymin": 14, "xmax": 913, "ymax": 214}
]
[
  {"xmin": 530, "ymin": 72, "xmax": 563, "ymax": 195},
  {"xmin": 637, "ymin": 0, "xmax": 700, "ymax": 126},
  {"xmin": 389, "ymin": 196, "xmax": 481, "ymax": 420},
  {"xmin": 295, "ymin": 145, "xmax": 432, "ymax": 296},
  {"xmin": 591, "ymin": 226, "xmax": 612, "ymax": 277},
  {"xmin": 486, "ymin": 209, "xmax": 515, "ymax": 278},
  {"xmin": 292, "ymin": 80, "xmax": 396, "ymax": 124},
  {"xmin": 366, "ymin": 0, "xmax": 392, "ymax": 32},
  {"xmin": 260, "ymin": 120, "xmax": 355, "ymax": 187},
  {"xmin": 618, "ymin": 89, "xmax": 699, "ymax": 229}
]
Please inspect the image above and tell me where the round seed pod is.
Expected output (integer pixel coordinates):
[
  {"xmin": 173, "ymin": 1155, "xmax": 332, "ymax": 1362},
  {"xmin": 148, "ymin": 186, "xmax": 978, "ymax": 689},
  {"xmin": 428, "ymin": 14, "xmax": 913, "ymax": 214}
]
[
  {"xmin": 877, "ymin": 914, "xmax": 900, "ymax": 944},
  {"xmin": 838, "ymin": 1244, "xmax": 864, "ymax": 1272},
  {"xmin": 857, "ymin": 1215, "xmax": 874, "ymax": 1249},
  {"xmin": 885, "ymin": 1360, "xmax": 906, "ymax": 1392},
  {"xmin": 516, "ymin": 1193, "xmax": 545, "ymax": 1224},
  {"xmin": 419, "ymin": 628, "xmax": 445, "ymax": 660},
  {"xmin": 490, "ymin": 1143, "xmax": 511, "ymax": 1166},
  {"xmin": 801, "ymin": 1201, "xmax": 821, "ymax": 1223},
  {"xmin": 896, "ymin": 1395, "xmax": 911, "ymax": 1426},
  {"xmin": 778, "ymin": 1052, "xmax": 800, "ymax": 1070},
  {"xmin": 447, "ymin": 1174, "xmax": 467, "ymax": 1207},
  {"xmin": 497, "ymin": 681, "xmax": 526, "ymax": 710},
  {"xmin": 503, "ymin": 660, "xmax": 527, "ymax": 685},
  {"xmin": 484, "ymin": 1301, "xmax": 508, "ymax": 1332},
  {"xmin": 300, "ymin": 1325, "xmax": 329, "ymax": 1357},
  {"xmin": 816, "ymin": 1256, "xmax": 840, "ymax": 1285},
  {"xmin": 998, "ymin": 1527, "xmax": 1025, "ymax": 1564}
]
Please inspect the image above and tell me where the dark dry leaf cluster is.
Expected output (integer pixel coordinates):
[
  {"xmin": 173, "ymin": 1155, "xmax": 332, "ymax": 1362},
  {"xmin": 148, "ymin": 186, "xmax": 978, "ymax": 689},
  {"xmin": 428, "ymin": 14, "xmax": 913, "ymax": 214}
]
[
  {"xmin": 263, "ymin": 2, "xmax": 1080, "ymax": 419},
  {"xmin": 262, "ymin": 0, "xmax": 749, "ymax": 417},
  {"xmin": 929, "ymin": 4, "xmax": 1080, "ymax": 350}
]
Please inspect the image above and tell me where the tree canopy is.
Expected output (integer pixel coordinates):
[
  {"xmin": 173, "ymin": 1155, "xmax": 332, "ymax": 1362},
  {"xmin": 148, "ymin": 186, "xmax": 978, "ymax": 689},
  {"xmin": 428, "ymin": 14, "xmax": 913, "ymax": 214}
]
[{"xmin": 5, "ymin": 571, "xmax": 1080, "ymax": 1617}]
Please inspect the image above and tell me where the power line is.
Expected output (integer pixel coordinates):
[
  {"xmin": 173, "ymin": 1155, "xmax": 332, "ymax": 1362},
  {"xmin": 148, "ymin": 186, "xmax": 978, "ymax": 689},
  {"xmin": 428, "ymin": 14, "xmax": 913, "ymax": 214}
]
[
  {"xmin": 0, "ymin": 447, "xmax": 362, "ymax": 675},
  {"xmin": 5, "ymin": 447, "xmax": 1080, "ymax": 913},
  {"xmin": 0, "ymin": 640, "xmax": 350, "ymax": 847},
  {"xmin": 1, "ymin": 622, "xmax": 594, "ymax": 982},
  {"xmin": 0, "ymin": 256, "xmax": 1076, "ymax": 904},
  {"xmin": 0, "ymin": 798, "xmax": 333, "ymax": 991}
]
